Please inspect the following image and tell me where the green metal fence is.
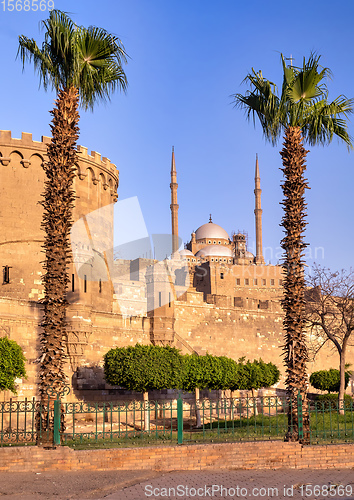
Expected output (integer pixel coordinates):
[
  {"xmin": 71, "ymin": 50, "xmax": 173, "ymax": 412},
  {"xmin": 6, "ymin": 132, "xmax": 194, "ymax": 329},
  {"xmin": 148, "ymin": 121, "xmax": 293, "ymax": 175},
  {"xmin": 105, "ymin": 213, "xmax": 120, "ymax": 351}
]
[
  {"xmin": 0, "ymin": 398, "xmax": 37, "ymax": 445},
  {"xmin": 0, "ymin": 393, "xmax": 353, "ymax": 447}
]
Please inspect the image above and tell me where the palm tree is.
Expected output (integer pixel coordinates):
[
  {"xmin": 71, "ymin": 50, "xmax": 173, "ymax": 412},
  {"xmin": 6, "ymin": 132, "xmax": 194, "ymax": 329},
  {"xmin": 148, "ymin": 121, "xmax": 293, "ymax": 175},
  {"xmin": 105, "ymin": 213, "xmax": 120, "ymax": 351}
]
[
  {"xmin": 18, "ymin": 10, "xmax": 127, "ymax": 407},
  {"xmin": 233, "ymin": 53, "xmax": 353, "ymax": 443}
]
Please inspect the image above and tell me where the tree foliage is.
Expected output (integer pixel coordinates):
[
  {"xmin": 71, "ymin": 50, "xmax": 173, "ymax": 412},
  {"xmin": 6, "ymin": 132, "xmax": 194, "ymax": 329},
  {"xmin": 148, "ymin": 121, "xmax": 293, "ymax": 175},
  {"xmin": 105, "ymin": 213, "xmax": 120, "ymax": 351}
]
[
  {"xmin": 233, "ymin": 53, "xmax": 353, "ymax": 147},
  {"xmin": 236, "ymin": 359, "xmax": 280, "ymax": 392},
  {"xmin": 199, "ymin": 355, "xmax": 239, "ymax": 391},
  {"xmin": 306, "ymin": 265, "xmax": 354, "ymax": 407},
  {"xmin": 310, "ymin": 369, "xmax": 349, "ymax": 393},
  {"xmin": 181, "ymin": 354, "xmax": 214, "ymax": 392},
  {"xmin": 104, "ymin": 344, "xmax": 185, "ymax": 393},
  {"xmin": 104, "ymin": 348, "xmax": 280, "ymax": 396},
  {"xmin": 181, "ymin": 354, "xmax": 279, "ymax": 393},
  {"xmin": 0, "ymin": 337, "xmax": 26, "ymax": 393},
  {"xmin": 18, "ymin": 9, "xmax": 128, "ymax": 110}
]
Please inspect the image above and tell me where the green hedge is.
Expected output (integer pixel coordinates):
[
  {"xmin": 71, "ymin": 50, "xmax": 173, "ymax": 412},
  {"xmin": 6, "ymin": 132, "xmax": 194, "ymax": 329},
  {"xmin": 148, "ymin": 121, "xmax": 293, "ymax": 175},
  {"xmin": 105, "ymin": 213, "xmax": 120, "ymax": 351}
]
[
  {"xmin": 0, "ymin": 337, "xmax": 26, "ymax": 393},
  {"xmin": 310, "ymin": 369, "xmax": 349, "ymax": 393},
  {"xmin": 181, "ymin": 354, "xmax": 280, "ymax": 393},
  {"xmin": 314, "ymin": 393, "xmax": 353, "ymax": 410},
  {"xmin": 104, "ymin": 344, "xmax": 185, "ymax": 393},
  {"xmin": 236, "ymin": 359, "xmax": 280, "ymax": 392},
  {"xmin": 104, "ymin": 345, "xmax": 280, "ymax": 395}
]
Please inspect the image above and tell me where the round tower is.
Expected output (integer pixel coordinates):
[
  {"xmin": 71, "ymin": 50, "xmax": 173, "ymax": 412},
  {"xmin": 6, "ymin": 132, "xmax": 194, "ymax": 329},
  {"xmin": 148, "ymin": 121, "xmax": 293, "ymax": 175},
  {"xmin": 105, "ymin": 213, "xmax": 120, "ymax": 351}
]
[{"xmin": 0, "ymin": 130, "xmax": 118, "ymax": 304}]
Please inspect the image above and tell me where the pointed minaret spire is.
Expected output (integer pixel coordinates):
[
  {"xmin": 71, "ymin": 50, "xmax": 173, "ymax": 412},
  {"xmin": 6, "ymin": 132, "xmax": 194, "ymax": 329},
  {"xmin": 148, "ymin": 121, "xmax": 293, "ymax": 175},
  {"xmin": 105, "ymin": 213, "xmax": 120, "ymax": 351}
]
[
  {"xmin": 254, "ymin": 154, "xmax": 265, "ymax": 264},
  {"xmin": 170, "ymin": 146, "xmax": 179, "ymax": 254}
]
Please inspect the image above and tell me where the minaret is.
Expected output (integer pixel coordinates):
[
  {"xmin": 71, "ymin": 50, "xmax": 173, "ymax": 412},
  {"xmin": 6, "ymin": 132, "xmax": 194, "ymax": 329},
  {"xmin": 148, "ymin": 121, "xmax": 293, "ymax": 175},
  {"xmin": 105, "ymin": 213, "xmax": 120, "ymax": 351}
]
[
  {"xmin": 170, "ymin": 147, "xmax": 179, "ymax": 254},
  {"xmin": 254, "ymin": 154, "xmax": 265, "ymax": 264}
]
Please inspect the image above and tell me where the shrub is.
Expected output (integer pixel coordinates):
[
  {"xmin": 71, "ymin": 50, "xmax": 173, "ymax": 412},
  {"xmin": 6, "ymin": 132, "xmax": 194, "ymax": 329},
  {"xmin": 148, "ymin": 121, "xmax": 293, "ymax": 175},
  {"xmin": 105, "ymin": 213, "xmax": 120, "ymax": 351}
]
[
  {"xmin": 181, "ymin": 354, "xmax": 211, "ymax": 392},
  {"xmin": 0, "ymin": 337, "xmax": 26, "ymax": 393},
  {"xmin": 205, "ymin": 354, "xmax": 239, "ymax": 391},
  {"xmin": 314, "ymin": 393, "xmax": 353, "ymax": 410},
  {"xmin": 235, "ymin": 359, "xmax": 280, "ymax": 392},
  {"xmin": 104, "ymin": 343, "xmax": 185, "ymax": 393},
  {"xmin": 181, "ymin": 354, "xmax": 240, "ymax": 392},
  {"xmin": 310, "ymin": 369, "xmax": 349, "ymax": 393}
]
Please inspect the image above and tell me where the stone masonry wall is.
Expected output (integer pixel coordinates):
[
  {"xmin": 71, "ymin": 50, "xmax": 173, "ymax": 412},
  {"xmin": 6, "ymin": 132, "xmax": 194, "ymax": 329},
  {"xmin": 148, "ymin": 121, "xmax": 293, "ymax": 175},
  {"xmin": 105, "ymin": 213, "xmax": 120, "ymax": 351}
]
[{"xmin": 0, "ymin": 442, "xmax": 353, "ymax": 472}]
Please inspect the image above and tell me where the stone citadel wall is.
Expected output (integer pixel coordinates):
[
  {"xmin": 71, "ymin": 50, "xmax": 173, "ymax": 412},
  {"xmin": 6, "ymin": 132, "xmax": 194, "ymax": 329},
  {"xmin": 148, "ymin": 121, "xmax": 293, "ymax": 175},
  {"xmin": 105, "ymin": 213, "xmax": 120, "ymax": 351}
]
[
  {"xmin": 0, "ymin": 131, "xmax": 351, "ymax": 400},
  {"xmin": 0, "ymin": 131, "xmax": 149, "ymax": 400}
]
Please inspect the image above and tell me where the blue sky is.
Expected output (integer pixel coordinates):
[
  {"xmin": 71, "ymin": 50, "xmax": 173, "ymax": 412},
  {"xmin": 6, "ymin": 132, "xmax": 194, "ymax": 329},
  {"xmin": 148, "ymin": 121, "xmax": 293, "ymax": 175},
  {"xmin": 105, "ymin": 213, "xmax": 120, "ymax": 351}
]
[{"xmin": 1, "ymin": 0, "xmax": 353, "ymax": 273}]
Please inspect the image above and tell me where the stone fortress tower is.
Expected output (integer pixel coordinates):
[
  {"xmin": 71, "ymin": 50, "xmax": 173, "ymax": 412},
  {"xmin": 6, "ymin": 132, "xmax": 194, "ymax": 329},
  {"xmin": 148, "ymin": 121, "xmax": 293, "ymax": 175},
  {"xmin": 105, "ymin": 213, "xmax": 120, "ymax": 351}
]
[
  {"xmin": 0, "ymin": 133, "xmax": 345, "ymax": 399},
  {"xmin": 0, "ymin": 130, "xmax": 118, "ymax": 301},
  {"xmin": 0, "ymin": 131, "xmax": 121, "ymax": 394}
]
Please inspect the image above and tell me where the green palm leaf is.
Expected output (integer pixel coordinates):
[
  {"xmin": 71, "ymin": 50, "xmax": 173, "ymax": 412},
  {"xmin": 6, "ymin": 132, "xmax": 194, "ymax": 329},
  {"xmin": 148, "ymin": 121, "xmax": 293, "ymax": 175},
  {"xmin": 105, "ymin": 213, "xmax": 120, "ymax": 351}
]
[
  {"xmin": 233, "ymin": 52, "xmax": 353, "ymax": 147},
  {"xmin": 18, "ymin": 9, "xmax": 128, "ymax": 109}
]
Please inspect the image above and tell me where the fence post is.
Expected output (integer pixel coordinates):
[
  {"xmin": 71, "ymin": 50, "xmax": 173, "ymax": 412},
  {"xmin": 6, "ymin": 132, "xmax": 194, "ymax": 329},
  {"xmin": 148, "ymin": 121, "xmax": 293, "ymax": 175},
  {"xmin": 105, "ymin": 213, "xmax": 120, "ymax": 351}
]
[
  {"xmin": 177, "ymin": 396, "xmax": 183, "ymax": 445},
  {"xmin": 53, "ymin": 399, "xmax": 61, "ymax": 446},
  {"xmin": 297, "ymin": 390, "xmax": 304, "ymax": 442}
]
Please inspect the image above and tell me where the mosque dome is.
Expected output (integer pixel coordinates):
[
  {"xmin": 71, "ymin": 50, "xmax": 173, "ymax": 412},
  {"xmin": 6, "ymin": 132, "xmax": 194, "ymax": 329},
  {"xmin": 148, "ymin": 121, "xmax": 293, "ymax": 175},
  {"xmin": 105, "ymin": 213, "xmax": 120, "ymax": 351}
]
[
  {"xmin": 179, "ymin": 249, "xmax": 194, "ymax": 257},
  {"xmin": 195, "ymin": 222, "xmax": 229, "ymax": 241},
  {"xmin": 196, "ymin": 245, "xmax": 233, "ymax": 258}
]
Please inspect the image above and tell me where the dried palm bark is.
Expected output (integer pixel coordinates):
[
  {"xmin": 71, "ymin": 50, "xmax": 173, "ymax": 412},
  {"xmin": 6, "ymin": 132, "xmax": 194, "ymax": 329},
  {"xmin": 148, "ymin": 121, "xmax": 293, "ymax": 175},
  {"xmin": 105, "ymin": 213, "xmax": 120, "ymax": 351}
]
[
  {"xmin": 39, "ymin": 86, "xmax": 79, "ymax": 399},
  {"xmin": 280, "ymin": 126, "xmax": 310, "ymax": 443}
]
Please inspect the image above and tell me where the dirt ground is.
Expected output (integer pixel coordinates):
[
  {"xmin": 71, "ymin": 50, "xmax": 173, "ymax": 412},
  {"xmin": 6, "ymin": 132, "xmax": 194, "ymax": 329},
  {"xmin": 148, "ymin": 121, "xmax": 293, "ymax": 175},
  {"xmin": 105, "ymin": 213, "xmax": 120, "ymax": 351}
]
[{"xmin": 0, "ymin": 470, "xmax": 161, "ymax": 499}]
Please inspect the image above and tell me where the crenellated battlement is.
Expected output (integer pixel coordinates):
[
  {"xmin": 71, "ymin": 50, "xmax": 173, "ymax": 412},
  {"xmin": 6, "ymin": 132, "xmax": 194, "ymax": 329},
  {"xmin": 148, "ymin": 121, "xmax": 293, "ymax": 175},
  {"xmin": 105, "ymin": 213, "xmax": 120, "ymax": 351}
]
[
  {"xmin": 0, "ymin": 130, "xmax": 51, "ymax": 148},
  {"xmin": 76, "ymin": 145, "xmax": 117, "ymax": 174},
  {"xmin": 0, "ymin": 130, "xmax": 119, "ymax": 191}
]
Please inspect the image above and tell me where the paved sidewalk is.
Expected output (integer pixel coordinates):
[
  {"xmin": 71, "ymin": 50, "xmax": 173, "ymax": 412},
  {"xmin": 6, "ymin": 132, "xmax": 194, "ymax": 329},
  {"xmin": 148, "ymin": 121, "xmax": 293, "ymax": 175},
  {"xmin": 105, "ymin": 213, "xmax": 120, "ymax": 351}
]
[
  {"xmin": 101, "ymin": 469, "xmax": 354, "ymax": 500},
  {"xmin": 0, "ymin": 468, "xmax": 353, "ymax": 499},
  {"xmin": 0, "ymin": 470, "xmax": 160, "ymax": 499}
]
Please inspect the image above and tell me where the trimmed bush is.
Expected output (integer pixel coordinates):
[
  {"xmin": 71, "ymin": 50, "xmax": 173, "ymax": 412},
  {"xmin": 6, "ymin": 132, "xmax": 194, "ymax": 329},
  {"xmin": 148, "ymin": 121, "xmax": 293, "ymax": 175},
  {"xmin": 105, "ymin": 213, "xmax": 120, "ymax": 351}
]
[
  {"xmin": 235, "ymin": 359, "xmax": 280, "ymax": 392},
  {"xmin": 204, "ymin": 354, "xmax": 239, "ymax": 391},
  {"xmin": 104, "ymin": 343, "xmax": 185, "ymax": 393},
  {"xmin": 181, "ymin": 355, "xmax": 280, "ymax": 393},
  {"xmin": 181, "ymin": 353, "xmax": 241, "ymax": 392},
  {"xmin": 181, "ymin": 354, "xmax": 212, "ymax": 392},
  {"xmin": 0, "ymin": 337, "xmax": 26, "ymax": 393},
  {"xmin": 314, "ymin": 393, "xmax": 353, "ymax": 410},
  {"xmin": 310, "ymin": 369, "xmax": 349, "ymax": 393}
]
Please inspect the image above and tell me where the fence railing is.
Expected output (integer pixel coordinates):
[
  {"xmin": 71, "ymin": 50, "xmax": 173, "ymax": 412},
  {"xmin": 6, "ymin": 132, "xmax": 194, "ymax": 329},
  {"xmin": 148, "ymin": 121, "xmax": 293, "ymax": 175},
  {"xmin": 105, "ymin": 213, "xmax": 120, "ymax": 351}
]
[{"xmin": 0, "ymin": 394, "xmax": 353, "ymax": 447}]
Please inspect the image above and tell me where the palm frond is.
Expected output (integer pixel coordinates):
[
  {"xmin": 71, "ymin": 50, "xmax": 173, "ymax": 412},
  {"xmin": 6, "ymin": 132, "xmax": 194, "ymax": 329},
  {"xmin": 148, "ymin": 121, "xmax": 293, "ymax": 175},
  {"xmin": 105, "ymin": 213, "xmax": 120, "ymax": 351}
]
[
  {"xmin": 74, "ymin": 25, "xmax": 128, "ymax": 109},
  {"xmin": 233, "ymin": 69, "xmax": 283, "ymax": 144},
  {"xmin": 18, "ymin": 9, "xmax": 128, "ymax": 108},
  {"xmin": 18, "ymin": 35, "xmax": 57, "ymax": 91},
  {"xmin": 302, "ymin": 96, "xmax": 354, "ymax": 148},
  {"xmin": 233, "ymin": 52, "xmax": 353, "ymax": 149}
]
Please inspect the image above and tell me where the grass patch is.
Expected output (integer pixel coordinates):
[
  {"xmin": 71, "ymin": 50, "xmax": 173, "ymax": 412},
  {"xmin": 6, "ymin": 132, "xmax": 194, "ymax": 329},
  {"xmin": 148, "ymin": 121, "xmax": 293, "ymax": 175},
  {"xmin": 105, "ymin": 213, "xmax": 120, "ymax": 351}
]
[
  {"xmin": 63, "ymin": 409, "xmax": 354, "ymax": 449},
  {"xmin": 2, "ymin": 405, "xmax": 354, "ymax": 449}
]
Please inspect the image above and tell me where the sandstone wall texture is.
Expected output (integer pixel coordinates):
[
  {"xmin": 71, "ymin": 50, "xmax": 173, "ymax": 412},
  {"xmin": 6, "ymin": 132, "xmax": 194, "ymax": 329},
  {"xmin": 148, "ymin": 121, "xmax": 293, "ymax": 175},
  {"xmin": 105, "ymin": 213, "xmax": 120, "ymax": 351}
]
[{"xmin": 0, "ymin": 442, "xmax": 353, "ymax": 472}]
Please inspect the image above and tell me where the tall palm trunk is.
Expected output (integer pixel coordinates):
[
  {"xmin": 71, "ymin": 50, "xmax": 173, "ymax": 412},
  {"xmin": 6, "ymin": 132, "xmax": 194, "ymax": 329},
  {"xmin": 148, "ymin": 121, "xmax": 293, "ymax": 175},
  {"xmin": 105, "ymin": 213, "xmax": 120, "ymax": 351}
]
[
  {"xmin": 280, "ymin": 126, "xmax": 310, "ymax": 444},
  {"xmin": 39, "ymin": 86, "xmax": 79, "ymax": 399}
]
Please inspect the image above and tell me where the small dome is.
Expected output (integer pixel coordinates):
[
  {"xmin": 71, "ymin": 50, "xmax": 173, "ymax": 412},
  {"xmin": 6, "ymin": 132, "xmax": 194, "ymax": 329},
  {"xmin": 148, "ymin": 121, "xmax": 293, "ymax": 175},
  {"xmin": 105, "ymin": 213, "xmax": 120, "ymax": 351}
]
[
  {"xmin": 196, "ymin": 245, "xmax": 233, "ymax": 258},
  {"xmin": 244, "ymin": 251, "xmax": 255, "ymax": 260},
  {"xmin": 195, "ymin": 222, "xmax": 229, "ymax": 241},
  {"xmin": 179, "ymin": 249, "xmax": 194, "ymax": 256}
]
